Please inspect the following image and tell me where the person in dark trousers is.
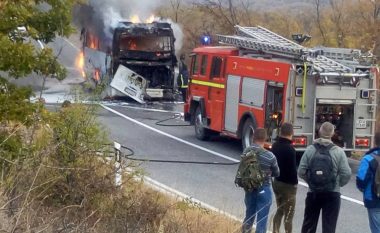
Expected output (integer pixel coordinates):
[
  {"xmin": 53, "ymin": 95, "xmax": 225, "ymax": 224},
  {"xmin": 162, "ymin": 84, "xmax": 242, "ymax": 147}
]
[
  {"xmin": 242, "ymin": 128, "xmax": 280, "ymax": 233},
  {"xmin": 177, "ymin": 54, "xmax": 189, "ymax": 102},
  {"xmin": 272, "ymin": 122, "xmax": 298, "ymax": 233},
  {"xmin": 298, "ymin": 122, "xmax": 351, "ymax": 233},
  {"xmin": 357, "ymin": 131, "xmax": 380, "ymax": 233}
]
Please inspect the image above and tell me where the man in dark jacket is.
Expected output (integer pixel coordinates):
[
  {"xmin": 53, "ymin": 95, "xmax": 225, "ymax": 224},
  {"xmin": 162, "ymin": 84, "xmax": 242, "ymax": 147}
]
[
  {"xmin": 357, "ymin": 131, "xmax": 380, "ymax": 233},
  {"xmin": 272, "ymin": 122, "xmax": 298, "ymax": 233}
]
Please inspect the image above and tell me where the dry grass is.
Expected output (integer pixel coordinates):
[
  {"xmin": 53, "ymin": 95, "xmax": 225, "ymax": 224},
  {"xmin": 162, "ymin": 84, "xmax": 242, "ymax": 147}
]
[
  {"xmin": 0, "ymin": 104, "xmax": 241, "ymax": 233},
  {"xmin": 143, "ymin": 186, "xmax": 241, "ymax": 233}
]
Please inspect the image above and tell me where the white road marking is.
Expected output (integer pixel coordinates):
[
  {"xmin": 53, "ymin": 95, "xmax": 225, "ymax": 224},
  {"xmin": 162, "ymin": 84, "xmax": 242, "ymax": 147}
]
[
  {"xmin": 63, "ymin": 38, "xmax": 80, "ymax": 51},
  {"xmin": 100, "ymin": 104, "xmax": 366, "ymax": 207},
  {"xmin": 143, "ymin": 175, "xmax": 243, "ymax": 222},
  {"xmin": 100, "ymin": 104, "xmax": 239, "ymax": 163},
  {"xmin": 140, "ymin": 173, "xmax": 272, "ymax": 232},
  {"xmin": 298, "ymin": 181, "xmax": 364, "ymax": 206},
  {"xmin": 105, "ymin": 103, "xmax": 182, "ymax": 114}
]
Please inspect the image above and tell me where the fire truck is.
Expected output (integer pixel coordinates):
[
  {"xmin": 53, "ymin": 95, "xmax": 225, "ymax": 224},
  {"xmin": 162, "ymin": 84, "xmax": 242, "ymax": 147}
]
[
  {"xmin": 81, "ymin": 21, "xmax": 177, "ymax": 103},
  {"xmin": 184, "ymin": 26, "xmax": 378, "ymax": 154}
]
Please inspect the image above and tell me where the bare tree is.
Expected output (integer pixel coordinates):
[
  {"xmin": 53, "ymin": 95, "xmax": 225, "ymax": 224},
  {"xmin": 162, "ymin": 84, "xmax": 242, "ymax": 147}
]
[
  {"xmin": 170, "ymin": 0, "xmax": 183, "ymax": 23},
  {"xmin": 370, "ymin": 0, "xmax": 380, "ymax": 55},
  {"xmin": 239, "ymin": 0, "xmax": 254, "ymax": 26},
  {"xmin": 193, "ymin": 0, "xmax": 240, "ymax": 32},
  {"xmin": 356, "ymin": 0, "xmax": 380, "ymax": 54},
  {"xmin": 314, "ymin": 0, "xmax": 327, "ymax": 45},
  {"xmin": 329, "ymin": 0, "xmax": 346, "ymax": 47}
]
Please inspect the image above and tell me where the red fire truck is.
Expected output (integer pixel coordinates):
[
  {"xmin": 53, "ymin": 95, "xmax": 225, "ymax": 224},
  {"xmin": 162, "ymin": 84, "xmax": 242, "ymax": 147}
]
[{"xmin": 184, "ymin": 26, "xmax": 378, "ymax": 154}]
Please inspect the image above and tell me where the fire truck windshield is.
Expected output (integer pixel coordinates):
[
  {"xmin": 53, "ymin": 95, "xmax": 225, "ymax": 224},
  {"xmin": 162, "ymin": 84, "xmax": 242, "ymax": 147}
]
[{"xmin": 119, "ymin": 36, "xmax": 172, "ymax": 52}]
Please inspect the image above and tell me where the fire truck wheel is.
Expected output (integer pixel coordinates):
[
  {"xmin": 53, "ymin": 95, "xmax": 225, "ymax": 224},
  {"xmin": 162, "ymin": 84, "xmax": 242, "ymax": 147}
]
[
  {"xmin": 241, "ymin": 119, "xmax": 256, "ymax": 150},
  {"xmin": 194, "ymin": 106, "xmax": 210, "ymax": 140}
]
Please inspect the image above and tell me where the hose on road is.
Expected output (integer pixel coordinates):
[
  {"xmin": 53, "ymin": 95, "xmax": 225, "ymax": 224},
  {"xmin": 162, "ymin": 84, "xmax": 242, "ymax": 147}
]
[
  {"xmin": 119, "ymin": 144, "xmax": 239, "ymax": 166},
  {"xmin": 155, "ymin": 113, "xmax": 192, "ymax": 127}
]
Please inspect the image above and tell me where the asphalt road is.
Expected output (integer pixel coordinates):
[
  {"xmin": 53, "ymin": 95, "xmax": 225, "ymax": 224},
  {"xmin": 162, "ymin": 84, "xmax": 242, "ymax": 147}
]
[
  {"xmin": 96, "ymin": 103, "xmax": 370, "ymax": 233},
  {"xmin": 33, "ymin": 33, "xmax": 371, "ymax": 233}
]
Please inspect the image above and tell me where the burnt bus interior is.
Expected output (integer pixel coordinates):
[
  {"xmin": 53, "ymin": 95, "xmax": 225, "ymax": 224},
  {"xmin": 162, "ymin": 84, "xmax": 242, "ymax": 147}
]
[
  {"xmin": 111, "ymin": 22, "xmax": 177, "ymax": 91},
  {"xmin": 315, "ymin": 103, "xmax": 354, "ymax": 148},
  {"xmin": 119, "ymin": 36, "xmax": 172, "ymax": 52}
]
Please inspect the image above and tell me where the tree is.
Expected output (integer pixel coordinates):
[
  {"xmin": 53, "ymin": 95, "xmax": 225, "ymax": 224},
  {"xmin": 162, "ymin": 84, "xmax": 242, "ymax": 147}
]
[
  {"xmin": 0, "ymin": 0, "xmax": 78, "ymax": 82},
  {"xmin": 169, "ymin": 0, "xmax": 183, "ymax": 23}
]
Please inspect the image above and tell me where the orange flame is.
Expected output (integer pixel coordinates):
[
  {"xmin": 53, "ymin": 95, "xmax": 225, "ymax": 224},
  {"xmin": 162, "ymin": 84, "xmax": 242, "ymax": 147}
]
[
  {"xmin": 94, "ymin": 69, "xmax": 100, "ymax": 81},
  {"xmin": 130, "ymin": 15, "xmax": 141, "ymax": 23},
  {"xmin": 129, "ymin": 14, "xmax": 155, "ymax": 23},
  {"xmin": 87, "ymin": 33, "xmax": 99, "ymax": 49},
  {"xmin": 75, "ymin": 51, "xmax": 85, "ymax": 79},
  {"xmin": 145, "ymin": 15, "xmax": 155, "ymax": 23},
  {"xmin": 129, "ymin": 41, "xmax": 137, "ymax": 50}
]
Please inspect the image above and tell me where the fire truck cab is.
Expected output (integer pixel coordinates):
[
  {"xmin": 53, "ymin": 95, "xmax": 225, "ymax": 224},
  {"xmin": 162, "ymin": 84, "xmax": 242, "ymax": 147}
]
[{"xmin": 184, "ymin": 26, "xmax": 378, "ymax": 153}]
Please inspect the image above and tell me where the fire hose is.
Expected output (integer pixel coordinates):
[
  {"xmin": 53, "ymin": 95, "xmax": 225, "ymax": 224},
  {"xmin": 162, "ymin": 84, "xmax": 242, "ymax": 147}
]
[{"xmin": 114, "ymin": 143, "xmax": 239, "ymax": 166}]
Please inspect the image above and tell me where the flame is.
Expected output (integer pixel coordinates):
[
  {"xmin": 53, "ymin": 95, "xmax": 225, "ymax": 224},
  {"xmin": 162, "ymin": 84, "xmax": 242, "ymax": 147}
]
[
  {"xmin": 75, "ymin": 51, "xmax": 85, "ymax": 79},
  {"xmin": 130, "ymin": 15, "xmax": 141, "ymax": 23},
  {"xmin": 129, "ymin": 40, "xmax": 137, "ymax": 50},
  {"xmin": 87, "ymin": 33, "xmax": 99, "ymax": 49},
  {"xmin": 145, "ymin": 14, "xmax": 155, "ymax": 23},
  {"xmin": 94, "ymin": 69, "xmax": 100, "ymax": 81},
  {"xmin": 129, "ymin": 14, "xmax": 155, "ymax": 23}
]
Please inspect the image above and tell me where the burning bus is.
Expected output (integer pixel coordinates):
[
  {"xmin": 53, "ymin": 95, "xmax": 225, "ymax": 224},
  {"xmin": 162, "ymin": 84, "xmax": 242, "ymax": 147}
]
[{"xmin": 80, "ymin": 21, "xmax": 177, "ymax": 103}]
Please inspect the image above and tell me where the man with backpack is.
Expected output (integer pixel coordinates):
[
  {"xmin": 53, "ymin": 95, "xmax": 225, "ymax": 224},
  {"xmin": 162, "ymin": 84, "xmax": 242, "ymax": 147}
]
[
  {"xmin": 271, "ymin": 122, "xmax": 298, "ymax": 233},
  {"xmin": 298, "ymin": 121, "xmax": 351, "ymax": 233},
  {"xmin": 356, "ymin": 131, "xmax": 380, "ymax": 233},
  {"xmin": 235, "ymin": 128, "xmax": 280, "ymax": 233}
]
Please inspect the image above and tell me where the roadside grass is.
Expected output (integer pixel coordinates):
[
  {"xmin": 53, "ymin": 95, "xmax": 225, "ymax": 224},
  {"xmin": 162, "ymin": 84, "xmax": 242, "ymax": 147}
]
[
  {"xmin": 0, "ymin": 102, "xmax": 241, "ymax": 233},
  {"xmin": 136, "ymin": 184, "xmax": 241, "ymax": 233}
]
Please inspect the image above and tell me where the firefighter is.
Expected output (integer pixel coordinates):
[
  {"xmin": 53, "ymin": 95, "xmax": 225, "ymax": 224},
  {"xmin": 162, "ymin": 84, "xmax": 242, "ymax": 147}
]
[{"xmin": 177, "ymin": 54, "xmax": 189, "ymax": 102}]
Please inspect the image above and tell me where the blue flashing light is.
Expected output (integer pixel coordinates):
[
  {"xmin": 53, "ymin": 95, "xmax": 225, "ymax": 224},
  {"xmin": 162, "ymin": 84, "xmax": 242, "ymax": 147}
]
[{"xmin": 201, "ymin": 35, "xmax": 211, "ymax": 45}]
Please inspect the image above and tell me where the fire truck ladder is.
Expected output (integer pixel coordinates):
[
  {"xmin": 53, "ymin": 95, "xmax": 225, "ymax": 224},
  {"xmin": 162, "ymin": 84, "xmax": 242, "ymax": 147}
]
[
  {"xmin": 217, "ymin": 34, "xmax": 305, "ymax": 59},
  {"xmin": 218, "ymin": 25, "xmax": 311, "ymax": 60},
  {"xmin": 307, "ymin": 55, "xmax": 353, "ymax": 74},
  {"xmin": 236, "ymin": 25, "xmax": 303, "ymax": 49},
  {"xmin": 218, "ymin": 25, "xmax": 370, "ymax": 76}
]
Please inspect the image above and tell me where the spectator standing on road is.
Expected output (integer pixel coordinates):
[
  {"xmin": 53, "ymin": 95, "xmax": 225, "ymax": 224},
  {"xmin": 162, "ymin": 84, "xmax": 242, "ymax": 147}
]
[
  {"xmin": 241, "ymin": 128, "xmax": 280, "ymax": 233},
  {"xmin": 272, "ymin": 122, "xmax": 298, "ymax": 233},
  {"xmin": 177, "ymin": 54, "xmax": 189, "ymax": 102},
  {"xmin": 298, "ymin": 121, "xmax": 351, "ymax": 233},
  {"xmin": 356, "ymin": 131, "xmax": 380, "ymax": 233}
]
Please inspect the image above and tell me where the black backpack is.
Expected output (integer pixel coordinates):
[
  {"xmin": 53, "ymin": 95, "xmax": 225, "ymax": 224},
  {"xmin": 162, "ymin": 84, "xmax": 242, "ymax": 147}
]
[
  {"xmin": 235, "ymin": 147, "xmax": 266, "ymax": 192},
  {"xmin": 307, "ymin": 144, "xmax": 336, "ymax": 192},
  {"xmin": 370, "ymin": 153, "xmax": 380, "ymax": 198}
]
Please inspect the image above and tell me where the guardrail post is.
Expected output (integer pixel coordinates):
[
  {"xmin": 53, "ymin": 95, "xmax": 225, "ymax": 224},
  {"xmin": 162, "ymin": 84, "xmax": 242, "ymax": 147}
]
[{"xmin": 114, "ymin": 141, "xmax": 122, "ymax": 187}]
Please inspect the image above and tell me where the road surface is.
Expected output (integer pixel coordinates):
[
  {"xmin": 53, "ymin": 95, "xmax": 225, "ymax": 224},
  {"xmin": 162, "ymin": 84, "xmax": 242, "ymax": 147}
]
[{"xmin": 31, "ymin": 33, "xmax": 371, "ymax": 233}]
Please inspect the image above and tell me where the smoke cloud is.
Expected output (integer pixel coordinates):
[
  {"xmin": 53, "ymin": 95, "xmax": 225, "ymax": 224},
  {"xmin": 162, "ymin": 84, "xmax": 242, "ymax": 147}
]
[{"xmin": 73, "ymin": 0, "xmax": 184, "ymax": 52}]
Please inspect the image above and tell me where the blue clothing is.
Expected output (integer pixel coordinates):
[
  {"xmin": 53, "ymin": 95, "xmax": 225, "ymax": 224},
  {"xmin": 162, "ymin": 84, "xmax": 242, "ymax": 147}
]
[
  {"xmin": 242, "ymin": 185, "xmax": 272, "ymax": 233},
  {"xmin": 368, "ymin": 208, "xmax": 380, "ymax": 233},
  {"xmin": 356, "ymin": 147, "xmax": 380, "ymax": 209}
]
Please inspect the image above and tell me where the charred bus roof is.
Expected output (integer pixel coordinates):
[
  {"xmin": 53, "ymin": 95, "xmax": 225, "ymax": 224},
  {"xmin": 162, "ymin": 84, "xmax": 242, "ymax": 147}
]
[{"xmin": 114, "ymin": 21, "xmax": 174, "ymax": 37}]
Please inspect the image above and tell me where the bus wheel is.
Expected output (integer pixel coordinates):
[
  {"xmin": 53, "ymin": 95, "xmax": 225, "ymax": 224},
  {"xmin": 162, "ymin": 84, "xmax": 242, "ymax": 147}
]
[
  {"xmin": 194, "ymin": 106, "xmax": 209, "ymax": 140},
  {"xmin": 242, "ymin": 119, "xmax": 255, "ymax": 150}
]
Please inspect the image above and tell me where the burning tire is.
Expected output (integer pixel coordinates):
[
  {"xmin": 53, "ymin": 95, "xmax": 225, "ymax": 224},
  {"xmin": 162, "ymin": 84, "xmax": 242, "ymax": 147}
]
[
  {"xmin": 194, "ymin": 106, "xmax": 210, "ymax": 140},
  {"xmin": 242, "ymin": 118, "xmax": 256, "ymax": 150}
]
